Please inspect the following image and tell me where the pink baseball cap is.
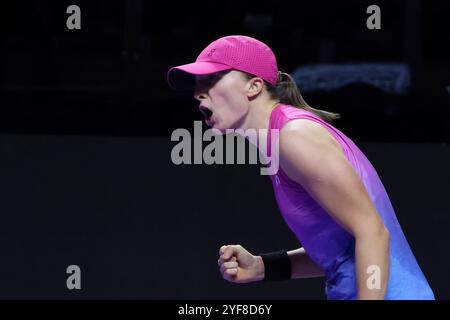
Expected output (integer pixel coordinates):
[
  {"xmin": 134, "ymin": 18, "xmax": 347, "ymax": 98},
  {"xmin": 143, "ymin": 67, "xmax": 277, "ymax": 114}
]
[{"xmin": 167, "ymin": 35, "xmax": 279, "ymax": 90}]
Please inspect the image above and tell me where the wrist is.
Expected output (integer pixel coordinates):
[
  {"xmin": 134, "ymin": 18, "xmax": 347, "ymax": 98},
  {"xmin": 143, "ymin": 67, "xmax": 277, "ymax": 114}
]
[
  {"xmin": 259, "ymin": 250, "xmax": 292, "ymax": 281},
  {"xmin": 253, "ymin": 255, "xmax": 265, "ymax": 281}
]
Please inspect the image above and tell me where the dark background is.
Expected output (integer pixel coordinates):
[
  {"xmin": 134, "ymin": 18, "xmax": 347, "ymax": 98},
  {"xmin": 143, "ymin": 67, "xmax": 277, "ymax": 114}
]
[{"xmin": 0, "ymin": 0, "xmax": 449, "ymax": 299}]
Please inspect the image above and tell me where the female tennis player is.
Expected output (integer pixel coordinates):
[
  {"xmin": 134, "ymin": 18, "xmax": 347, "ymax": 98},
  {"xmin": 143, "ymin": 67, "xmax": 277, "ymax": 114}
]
[{"xmin": 167, "ymin": 35, "xmax": 435, "ymax": 300}]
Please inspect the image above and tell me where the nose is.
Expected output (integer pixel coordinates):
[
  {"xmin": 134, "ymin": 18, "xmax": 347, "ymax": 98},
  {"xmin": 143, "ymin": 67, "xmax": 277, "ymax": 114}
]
[{"xmin": 194, "ymin": 91, "xmax": 208, "ymax": 101}]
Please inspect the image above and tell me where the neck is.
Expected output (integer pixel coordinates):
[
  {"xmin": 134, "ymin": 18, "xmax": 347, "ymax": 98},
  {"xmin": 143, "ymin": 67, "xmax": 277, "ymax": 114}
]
[
  {"xmin": 236, "ymin": 98, "xmax": 280, "ymax": 152},
  {"xmin": 239, "ymin": 99, "xmax": 280, "ymax": 132}
]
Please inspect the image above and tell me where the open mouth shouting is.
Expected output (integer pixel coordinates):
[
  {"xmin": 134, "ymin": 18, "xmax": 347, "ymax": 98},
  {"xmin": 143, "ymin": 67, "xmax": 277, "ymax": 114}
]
[{"xmin": 199, "ymin": 105, "xmax": 214, "ymax": 127}]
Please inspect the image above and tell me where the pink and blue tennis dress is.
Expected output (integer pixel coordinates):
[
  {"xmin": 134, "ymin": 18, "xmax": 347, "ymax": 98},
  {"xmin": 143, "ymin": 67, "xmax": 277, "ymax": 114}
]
[{"xmin": 266, "ymin": 104, "xmax": 434, "ymax": 300}]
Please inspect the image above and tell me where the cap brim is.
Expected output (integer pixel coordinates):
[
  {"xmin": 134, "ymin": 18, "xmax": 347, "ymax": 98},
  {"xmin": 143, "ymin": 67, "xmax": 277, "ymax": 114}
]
[{"xmin": 167, "ymin": 61, "xmax": 232, "ymax": 90}]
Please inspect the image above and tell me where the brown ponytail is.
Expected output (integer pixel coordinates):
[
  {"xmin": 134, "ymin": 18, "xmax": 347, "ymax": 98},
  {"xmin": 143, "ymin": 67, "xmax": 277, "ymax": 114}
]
[
  {"xmin": 273, "ymin": 71, "xmax": 341, "ymax": 122},
  {"xmin": 243, "ymin": 71, "xmax": 341, "ymax": 123}
]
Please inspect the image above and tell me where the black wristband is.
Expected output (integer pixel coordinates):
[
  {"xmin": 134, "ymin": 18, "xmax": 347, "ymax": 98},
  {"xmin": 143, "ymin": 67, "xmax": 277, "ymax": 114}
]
[{"xmin": 259, "ymin": 250, "xmax": 292, "ymax": 281}]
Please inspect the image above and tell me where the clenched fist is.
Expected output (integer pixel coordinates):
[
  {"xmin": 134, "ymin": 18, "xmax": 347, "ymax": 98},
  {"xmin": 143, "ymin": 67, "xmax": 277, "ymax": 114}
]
[{"xmin": 217, "ymin": 244, "xmax": 265, "ymax": 283}]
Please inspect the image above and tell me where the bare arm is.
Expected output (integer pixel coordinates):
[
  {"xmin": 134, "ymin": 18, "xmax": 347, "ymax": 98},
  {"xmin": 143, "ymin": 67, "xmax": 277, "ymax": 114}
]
[
  {"xmin": 288, "ymin": 247, "xmax": 325, "ymax": 279},
  {"xmin": 279, "ymin": 119, "xmax": 390, "ymax": 299}
]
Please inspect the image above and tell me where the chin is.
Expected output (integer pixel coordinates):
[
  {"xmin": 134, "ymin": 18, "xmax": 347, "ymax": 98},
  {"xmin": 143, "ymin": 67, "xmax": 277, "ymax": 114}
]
[
  {"xmin": 212, "ymin": 126, "xmax": 227, "ymax": 135},
  {"xmin": 217, "ymin": 122, "xmax": 238, "ymax": 135},
  {"xmin": 210, "ymin": 119, "xmax": 239, "ymax": 135},
  {"xmin": 205, "ymin": 122, "xmax": 223, "ymax": 135}
]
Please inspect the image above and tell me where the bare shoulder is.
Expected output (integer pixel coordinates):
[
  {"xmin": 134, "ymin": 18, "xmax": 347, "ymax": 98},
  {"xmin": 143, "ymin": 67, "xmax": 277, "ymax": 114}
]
[
  {"xmin": 280, "ymin": 119, "xmax": 344, "ymax": 156},
  {"xmin": 278, "ymin": 119, "xmax": 350, "ymax": 186}
]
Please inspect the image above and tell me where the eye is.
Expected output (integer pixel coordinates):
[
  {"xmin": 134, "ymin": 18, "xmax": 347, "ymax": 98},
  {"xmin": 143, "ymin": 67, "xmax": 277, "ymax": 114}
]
[
  {"xmin": 196, "ymin": 75, "xmax": 214, "ymax": 88},
  {"xmin": 196, "ymin": 71, "xmax": 226, "ymax": 91}
]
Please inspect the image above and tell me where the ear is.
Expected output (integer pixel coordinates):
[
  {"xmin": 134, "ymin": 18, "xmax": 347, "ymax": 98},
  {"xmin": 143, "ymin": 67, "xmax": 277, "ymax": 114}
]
[{"xmin": 246, "ymin": 77, "xmax": 264, "ymax": 99}]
